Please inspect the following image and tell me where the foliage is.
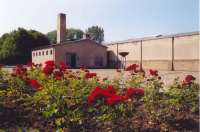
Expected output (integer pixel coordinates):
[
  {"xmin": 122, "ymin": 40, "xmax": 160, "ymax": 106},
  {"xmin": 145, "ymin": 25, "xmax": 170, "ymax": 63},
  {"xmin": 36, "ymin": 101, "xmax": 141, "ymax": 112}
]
[
  {"xmin": 0, "ymin": 62, "xmax": 199, "ymax": 131},
  {"xmin": 46, "ymin": 28, "xmax": 84, "ymax": 43},
  {"xmin": 66, "ymin": 28, "xmax": 84, "ymax": 41},
  {"xmin": 143, "ymin": 73, "xmax": 199, "ymax": 131},
  {"xmin": 0, "ymin": 28, "xmax": 50, "ymax": 64},
  {"xmin": 86, "ymin": 26, "xmax": 104, "ymax": 43},
  {"xmin": 46, "ymin": 30, "xmax": 57, "ymax": 44}
]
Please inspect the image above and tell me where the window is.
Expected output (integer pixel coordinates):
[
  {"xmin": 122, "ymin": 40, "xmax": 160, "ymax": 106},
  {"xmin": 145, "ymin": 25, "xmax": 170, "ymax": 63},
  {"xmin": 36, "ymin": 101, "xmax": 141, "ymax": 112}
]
[
  {"xmin": 46, "ymin": 50, "xmax": 48, "ymax": 55},
  {"xmin": 39, "ymin": 52, "xmax": 41, "ymax": 56},
  {"xmin": 50, "ymin": 50, "xmax": 53, "ymax": 55},
  {"xmin": 42, "ymin": 51, "xmax": 44, "ymax": 56},
  {"xmin": 36, "ymin": 52, "xmax": 38, "ymax": 56},
  {"xmin": 33, "ymin": 52, "xmax": 35, "ymax": 57}
]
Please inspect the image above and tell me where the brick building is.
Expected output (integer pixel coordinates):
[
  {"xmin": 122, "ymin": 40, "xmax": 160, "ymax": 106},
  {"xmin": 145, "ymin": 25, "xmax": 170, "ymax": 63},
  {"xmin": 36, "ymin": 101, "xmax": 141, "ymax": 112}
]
[{"xmin": 32, "ymin": 13, "xmax": 107, "ymax": 68}]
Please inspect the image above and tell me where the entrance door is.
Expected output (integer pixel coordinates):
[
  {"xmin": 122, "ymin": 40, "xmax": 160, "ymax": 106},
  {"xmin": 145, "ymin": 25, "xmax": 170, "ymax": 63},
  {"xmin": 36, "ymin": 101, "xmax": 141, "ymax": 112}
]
[
  {"xmin": 70, "ymin": 54, "xmax": 76, "ymax": 68},
  {"xmin": 66, "ymin": 53, "xmax": 76, "ymax": 68}
]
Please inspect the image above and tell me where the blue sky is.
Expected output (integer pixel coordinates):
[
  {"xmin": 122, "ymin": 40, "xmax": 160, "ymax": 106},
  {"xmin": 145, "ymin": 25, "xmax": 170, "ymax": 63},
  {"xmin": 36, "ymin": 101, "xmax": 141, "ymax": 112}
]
[{"xmin": 0, "ymin": 0, "xmax": 199, "ymax": 42}]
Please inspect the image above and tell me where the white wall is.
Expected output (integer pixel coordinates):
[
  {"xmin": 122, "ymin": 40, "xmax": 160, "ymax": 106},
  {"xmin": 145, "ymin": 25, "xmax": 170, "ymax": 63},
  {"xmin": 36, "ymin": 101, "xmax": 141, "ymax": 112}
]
[
  {"xmin": 32, "ymin": 48, "xmax": 54, "ymax": 66},
  {"xmin": 174, "ymin": 35, "xmax": 199, "ymax": 60}
]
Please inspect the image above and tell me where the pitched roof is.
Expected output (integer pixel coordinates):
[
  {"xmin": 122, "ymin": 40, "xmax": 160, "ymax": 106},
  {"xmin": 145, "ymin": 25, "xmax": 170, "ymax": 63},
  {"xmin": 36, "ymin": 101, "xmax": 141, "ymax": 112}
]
[
  {"xmin": 104, "ymin": 31, "xmax": 199, "ymax": 45},
  {"xmin": 33, "ymin": 39, "xmax": 107, "ymax": 50}
]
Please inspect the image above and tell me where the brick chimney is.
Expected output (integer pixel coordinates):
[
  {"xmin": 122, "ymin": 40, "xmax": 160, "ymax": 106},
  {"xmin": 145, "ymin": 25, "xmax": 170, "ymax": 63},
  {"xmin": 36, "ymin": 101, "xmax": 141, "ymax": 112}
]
[{"xmin": 57, "ymin": 13, "xmax": 66, "ymax": 44}]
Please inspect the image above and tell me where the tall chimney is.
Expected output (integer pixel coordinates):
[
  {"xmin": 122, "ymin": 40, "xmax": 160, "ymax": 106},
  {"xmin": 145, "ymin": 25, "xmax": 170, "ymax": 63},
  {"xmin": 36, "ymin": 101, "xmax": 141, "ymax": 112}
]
[{"xmin": 57, "ymin": 13, "xmax": 66, "ymax": 44}]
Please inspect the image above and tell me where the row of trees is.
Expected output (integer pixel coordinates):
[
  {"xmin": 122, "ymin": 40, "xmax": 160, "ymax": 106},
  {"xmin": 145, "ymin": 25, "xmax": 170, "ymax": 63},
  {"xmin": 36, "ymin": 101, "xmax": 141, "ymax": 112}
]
[
  {"xmin": 47, "ymin": 26, "xmax": 104, "ymax": 44},
  {"xmin": 0, "ymin": 28, "xmax": 50, "ymax": 65},
  {"xmin": 0, "ymin": 26, "xmax": 104, "ymax": 65}
]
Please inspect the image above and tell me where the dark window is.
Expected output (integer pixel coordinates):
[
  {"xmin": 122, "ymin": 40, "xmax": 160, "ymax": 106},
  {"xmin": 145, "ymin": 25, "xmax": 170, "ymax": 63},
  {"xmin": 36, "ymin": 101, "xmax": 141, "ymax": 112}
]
[
  {"xmin": 46, "ymin": 50, "xmax": 48, "ymax": 55},
  {"xmin": 39, "ymin": 52, "xmax": 41, "ymax": 56},
  {"xmin": 33, "ymin": 52, "xmax": 35, "ymax": 57},
  {"xmin": 50, "ymin": 50, "xmax": 53, "ymax": 55},
  {"xmin": 42, "ymin": 51, "xmax": 44, "ymax": 55},
  {"xmin": 36, "ymin": 52, "xmax": 38, "ymax": 56},
  {"xmin": 94, "ymin": 56, "xmax": 103, "ymax": 67}
]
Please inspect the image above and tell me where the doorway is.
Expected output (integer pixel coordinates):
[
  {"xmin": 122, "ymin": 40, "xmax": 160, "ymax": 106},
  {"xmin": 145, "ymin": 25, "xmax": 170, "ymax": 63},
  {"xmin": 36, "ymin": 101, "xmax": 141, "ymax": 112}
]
[{"xmin": 66, "ymin": 53, "xmax": 76, "ymax": 68}]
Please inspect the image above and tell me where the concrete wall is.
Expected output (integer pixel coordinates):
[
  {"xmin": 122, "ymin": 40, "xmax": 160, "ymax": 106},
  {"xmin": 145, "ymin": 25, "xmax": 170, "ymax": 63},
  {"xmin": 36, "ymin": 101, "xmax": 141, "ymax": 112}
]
[
  {"xmin": 32, "ymin": 48, "xmax": 54, "ymax": 66},
  {"xmin": 107, "ymin": 41, "xmax": 141, "ymax": 67},
  {"xmin": 174, "ymin": 35, "xmax": 199, "ymax": 71},
  {"xmin": 106, "ymin": 33, "xmax": 199, "ymax": 71},
  {"xmin": 54, "ymin": 40, "xmax": 107, "ymax": 68},
  {"xmin": 142, "ymin": 38, "xmax": 172, "ymax": 70}
]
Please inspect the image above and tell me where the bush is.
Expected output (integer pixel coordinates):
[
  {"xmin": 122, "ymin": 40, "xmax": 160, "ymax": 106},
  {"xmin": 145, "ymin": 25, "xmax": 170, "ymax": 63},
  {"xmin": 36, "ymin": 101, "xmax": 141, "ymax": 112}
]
[{"xmin": 0, "ymin": 62, "xmax": 199, "ymax": 131}]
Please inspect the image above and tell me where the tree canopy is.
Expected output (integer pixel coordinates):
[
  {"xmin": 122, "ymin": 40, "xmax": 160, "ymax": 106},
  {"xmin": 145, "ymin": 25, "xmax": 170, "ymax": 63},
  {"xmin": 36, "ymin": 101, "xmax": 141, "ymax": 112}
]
[
  {"xmin": 46, "ymin": 28, "xmax": 84, "ymax": 43},
  {"xmin": 86, "ymin": 26, "xmax": 104, "ymax": 44},
  {"xmin": 0, "ymin": 28, "xmax": 50, "ymax": 65}
]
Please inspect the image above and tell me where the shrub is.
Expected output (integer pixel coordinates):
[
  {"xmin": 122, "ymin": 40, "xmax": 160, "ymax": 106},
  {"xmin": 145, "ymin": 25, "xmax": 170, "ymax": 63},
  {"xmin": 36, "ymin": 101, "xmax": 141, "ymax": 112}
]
[{"xmin": 0, "ymin": 62, "xmax": 199, "ymax": 131}]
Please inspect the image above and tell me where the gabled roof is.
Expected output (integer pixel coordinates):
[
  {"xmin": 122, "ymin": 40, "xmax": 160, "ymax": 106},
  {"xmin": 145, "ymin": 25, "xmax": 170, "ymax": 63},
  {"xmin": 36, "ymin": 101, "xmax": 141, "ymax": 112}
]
[
  {"xmin": 33, "ymin": 39, "xmax": 107, "ymax": 50},
  {"xmin": 104, "ymin": 31, "xmax": 199, "ymax": 45}
]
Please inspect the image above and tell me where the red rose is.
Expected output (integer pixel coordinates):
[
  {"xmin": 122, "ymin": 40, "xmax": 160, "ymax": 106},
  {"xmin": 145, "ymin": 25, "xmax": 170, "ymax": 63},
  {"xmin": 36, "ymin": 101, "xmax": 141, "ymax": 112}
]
[
  {"xmin": 85, "ymin": 72, "xmax": 97, "ymax": 79},
  {"xmin": 45, "ymin": 60, "xmax": 54, "ymax": 67},
  {"xmin": 125, "ymin": 87, "xmax": 144, "ymax": 98},
  {"xmin": 125, "ymin": 88, "xmax": 136, "ymax": 97},
  {"xmin": 60, "ymin": 61, "xmax": 68, "ymax": 71},
  {"xmin": 149, "ymin": 69, "xmax": 158, "ymax": 76},
  {"xmin": 184, "ymin": 75, "xmax": 195, "ymax": 84},
  {"xmin": 12, "ymin": 64, "xmax": 27, "ymax": 77},
  {"xmin": 135, "ymin": 88, "xmax": 145, "ymax": 96},
  {"xmin": 42, "ymin": 60, "xmax": 55, "ymax": 76},
  {"xmin": 28, "ymin": 79, "xmax": 41, "ymax": 91},
  {"xmin": 43, "ymin": 65, "xmax": 54, "ymax": 76},
  {"xmin": 125, "ymin": 64, "xmax": 139, "ymax": 72},
  {"xmin": 106, "ymin": 95, "xmax": 125, "ymax": 106},
  {"xmin": 87, "ymin": 95, "xmax": 96, "ymax": 104},
  {"xmin": 54, "ymin": 71, "xmax": 63, "ymax": 80},
  {"xmin": 87, "ymin": 86, "xmax": 103, "ymax": 104},
  {"xmin": 102, "ymin": 85, "xmax": 116, "ymax": 97}
]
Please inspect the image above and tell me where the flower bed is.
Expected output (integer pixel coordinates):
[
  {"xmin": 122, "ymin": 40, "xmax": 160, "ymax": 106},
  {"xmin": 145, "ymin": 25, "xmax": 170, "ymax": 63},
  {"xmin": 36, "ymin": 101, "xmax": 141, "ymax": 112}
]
[{"xmin": 0, "ymin": 61, "xmax": 199, "ymax": 131}]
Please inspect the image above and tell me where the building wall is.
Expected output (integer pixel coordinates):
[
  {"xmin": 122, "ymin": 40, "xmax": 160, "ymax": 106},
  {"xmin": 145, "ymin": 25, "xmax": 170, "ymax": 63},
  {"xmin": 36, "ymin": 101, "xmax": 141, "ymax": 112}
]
[
  {"xmin": 107, "ymin": 41, "xmax": 141, "ymax": 67},
  {"xmin": 106, "ymin": 33, "xmax": 199, "ymax": 71},
  {"xmin": 174, "ymin": 35, "xmax": 199, "ymax": 71},
  {"xmin": 142, "ymin": 38, "xmax": 172, "ymax": 70},
  {"xmin": 32, "ymin": 48, "xmax": 54, "ymax": 66},
  {"xmin": 54, "ymin": 40, "xmax": 107, "ymax": 68}
]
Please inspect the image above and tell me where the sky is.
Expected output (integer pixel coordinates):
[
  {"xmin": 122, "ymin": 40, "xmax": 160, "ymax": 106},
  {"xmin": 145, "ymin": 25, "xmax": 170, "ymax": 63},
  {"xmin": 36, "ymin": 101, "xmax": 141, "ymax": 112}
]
[{"xmin": 0, "ymin": 0, "xmax": 199, "ymax": 42}]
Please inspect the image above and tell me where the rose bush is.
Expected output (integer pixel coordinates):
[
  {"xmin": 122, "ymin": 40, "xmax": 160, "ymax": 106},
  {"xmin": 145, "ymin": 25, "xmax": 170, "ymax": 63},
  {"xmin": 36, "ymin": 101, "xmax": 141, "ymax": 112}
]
[{"xmin": 0, "ymin": 61, "xmax": 199, "ymax": 131}]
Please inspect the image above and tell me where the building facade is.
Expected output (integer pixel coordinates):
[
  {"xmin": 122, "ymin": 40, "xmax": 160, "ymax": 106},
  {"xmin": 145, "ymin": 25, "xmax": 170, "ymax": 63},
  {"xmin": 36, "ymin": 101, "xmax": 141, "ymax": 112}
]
[
  {"xmin": 32, "ymin": 39, "xmax": 107, "ymax": 68},
  {"xmin": 32, "ymin": 13, "xmax": 199, "ymax": 71},
  {"xmin": 106, "ymin": 32, "xmax": 199, "ymax": 71}
]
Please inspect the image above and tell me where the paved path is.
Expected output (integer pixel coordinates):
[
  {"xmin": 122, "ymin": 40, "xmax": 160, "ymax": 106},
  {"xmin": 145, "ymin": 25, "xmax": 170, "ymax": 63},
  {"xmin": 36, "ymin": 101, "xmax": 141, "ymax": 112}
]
[
  {"xmin": 89, "ymin": 69, "xmax": 200, "ymax": 86},
  {"xmin": 2, "ymin": 67, "xmax": 199, "ymax": 86}
]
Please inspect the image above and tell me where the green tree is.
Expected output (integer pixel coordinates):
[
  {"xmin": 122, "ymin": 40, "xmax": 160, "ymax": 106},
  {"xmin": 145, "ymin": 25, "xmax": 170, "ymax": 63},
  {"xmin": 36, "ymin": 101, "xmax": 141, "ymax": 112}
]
[
  {"xmin": 46, "ymin": 28, "xmax": 84, "ymax": 43},
  {"xmin": 0, "ymin": 28, "xmax": 50, "ymax": 64},
  {"xmin": 46, "ymin": 30, "xmax": 57, "ymax": 43},
  {"xmin": 66, "ymin": 28, "xmax": 84, "ymax": 40},
  {"xmin": 86, "ymin": 26, "xmax": 104, "ymax": 44}
]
